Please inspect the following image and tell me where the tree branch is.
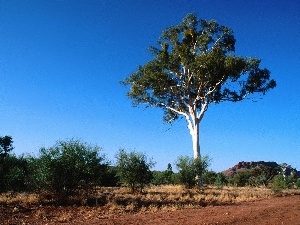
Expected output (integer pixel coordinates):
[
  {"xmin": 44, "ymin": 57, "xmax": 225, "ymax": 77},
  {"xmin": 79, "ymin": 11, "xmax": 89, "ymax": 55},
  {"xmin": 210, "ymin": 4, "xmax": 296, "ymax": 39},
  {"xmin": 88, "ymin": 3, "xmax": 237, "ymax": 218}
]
[{"xmin": 204, "ymin": 74, "xmax": 226, "ymax": 99}]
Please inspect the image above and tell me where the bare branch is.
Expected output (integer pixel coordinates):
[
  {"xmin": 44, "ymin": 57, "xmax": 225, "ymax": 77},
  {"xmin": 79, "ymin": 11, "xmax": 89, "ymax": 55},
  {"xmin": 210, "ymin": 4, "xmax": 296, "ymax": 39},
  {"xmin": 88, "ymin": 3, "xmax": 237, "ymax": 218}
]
[{"xmin": 159, "ymin": 102, "xmax": 187, "ymax": 117}]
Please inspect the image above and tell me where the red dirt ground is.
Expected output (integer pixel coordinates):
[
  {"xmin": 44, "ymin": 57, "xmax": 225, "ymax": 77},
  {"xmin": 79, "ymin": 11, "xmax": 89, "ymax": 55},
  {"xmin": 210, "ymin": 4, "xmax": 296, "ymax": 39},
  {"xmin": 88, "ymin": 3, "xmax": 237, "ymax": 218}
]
[{"xmin": 1, "ymin": 195, "xmax": 300, "ymax": 225}]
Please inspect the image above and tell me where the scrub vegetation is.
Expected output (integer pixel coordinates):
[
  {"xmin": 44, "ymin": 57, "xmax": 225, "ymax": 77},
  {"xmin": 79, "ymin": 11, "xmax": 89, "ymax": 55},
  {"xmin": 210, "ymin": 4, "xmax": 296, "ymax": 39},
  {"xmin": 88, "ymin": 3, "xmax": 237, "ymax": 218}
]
[{"xmin": 0, "ymin": 136, "xmax": 299, "ymax": 211}]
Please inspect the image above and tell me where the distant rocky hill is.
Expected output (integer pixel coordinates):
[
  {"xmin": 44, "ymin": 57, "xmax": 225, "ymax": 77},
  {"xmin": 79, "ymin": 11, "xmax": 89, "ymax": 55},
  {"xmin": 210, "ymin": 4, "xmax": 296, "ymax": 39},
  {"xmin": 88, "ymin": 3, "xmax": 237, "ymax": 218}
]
[{"xmin": 222, "ymin": 161, "xmax": 299, "ymax": 177}]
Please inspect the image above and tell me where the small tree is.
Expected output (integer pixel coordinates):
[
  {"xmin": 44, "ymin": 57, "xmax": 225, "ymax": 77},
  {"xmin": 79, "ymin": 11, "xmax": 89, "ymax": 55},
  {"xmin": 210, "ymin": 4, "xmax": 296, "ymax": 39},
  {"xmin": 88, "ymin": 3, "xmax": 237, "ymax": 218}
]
[
  {"xmin": 176, "ymin": 155, "xmax": 210, "ymax": 188},
  {"xmin": 28, "ymin": 139, "xmax": 108, "ymax": 200},
  {"xmin": 164, "ymin": 163, "xmax": 174, "ymax": 184},
  {"xmin": 115, "ymin": 149, "xmax": 155, "ymax": 193},
  {"xmin": 0, "ymin": 136, "xmax": 14, "ymax": 157}
]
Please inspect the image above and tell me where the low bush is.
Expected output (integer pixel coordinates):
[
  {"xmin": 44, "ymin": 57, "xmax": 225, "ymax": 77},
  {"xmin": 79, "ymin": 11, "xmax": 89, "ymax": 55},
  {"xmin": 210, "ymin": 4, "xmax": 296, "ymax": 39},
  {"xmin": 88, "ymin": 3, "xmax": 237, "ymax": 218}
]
[
  {"xmin": 115, "ymin": 149, "xmax": 155, "ymax": 193},
  {"xmin": 152, "ymin": 163, "xmax": 174, "ymax": 185},
  {"xmin": 27, "ymin": 139, "xmax": 108, "ymax": 202},
  {"xmin": 269, "ymin": 174, "xmax": 288, "ymax": 192},
  {"xmin": 176, "ymin": 155, "xmax": 210, "ymax": 188},
  {"xmin": 214, "ymin": 172, "xmax": 228, "ymax": 188},
  {"xmin": 0, "ymin": 154, "xmax": 28, "ymax": 192},
  {"xmin": 232, "ymin": 169, "xmax": 252, "ymax": 187},
  {"xmin": 203, "ymin": 171, "xmax": 217, "ymax": 185}
]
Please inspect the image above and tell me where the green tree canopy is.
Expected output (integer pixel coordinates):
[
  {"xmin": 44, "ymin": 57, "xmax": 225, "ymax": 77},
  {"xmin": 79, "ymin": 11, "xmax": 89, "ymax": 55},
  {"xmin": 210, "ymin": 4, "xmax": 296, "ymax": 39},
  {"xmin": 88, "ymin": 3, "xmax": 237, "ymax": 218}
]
[{"xmin": 122, "ymin": 13, "xmax": 276, "ymax": 161}]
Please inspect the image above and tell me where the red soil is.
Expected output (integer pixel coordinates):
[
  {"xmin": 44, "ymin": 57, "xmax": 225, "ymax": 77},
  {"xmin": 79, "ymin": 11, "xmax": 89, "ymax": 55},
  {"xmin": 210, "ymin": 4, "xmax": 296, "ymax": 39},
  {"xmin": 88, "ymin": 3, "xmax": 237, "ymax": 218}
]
[{"xmin": 1, "ymin": 195, "xmax": 300, "ymax": 225}]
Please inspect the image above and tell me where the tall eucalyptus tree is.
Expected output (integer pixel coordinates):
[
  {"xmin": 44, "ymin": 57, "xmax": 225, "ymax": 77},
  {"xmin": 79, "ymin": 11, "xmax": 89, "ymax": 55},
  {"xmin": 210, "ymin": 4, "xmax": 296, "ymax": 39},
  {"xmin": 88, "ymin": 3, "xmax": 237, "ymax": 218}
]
[{"xmin": 122, "ymin": 13, "xmax": 276, "ymax": 161}]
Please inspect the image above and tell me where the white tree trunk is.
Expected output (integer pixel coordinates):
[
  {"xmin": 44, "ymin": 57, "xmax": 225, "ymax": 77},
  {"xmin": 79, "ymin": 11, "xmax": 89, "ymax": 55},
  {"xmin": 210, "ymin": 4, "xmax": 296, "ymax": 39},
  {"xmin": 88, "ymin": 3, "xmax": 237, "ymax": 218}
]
[
  {"xmin": 191, "ymin": 121, "xmax": 200, "ymax": 159},
  {"xmin": 166, "ymin": 103, "xmax": 205, "ymax": 160},
  {"xmin": 185, "ymin": 107, "xmax": 204, "ymax": 186},
  {"xmin": 185, "ymin": 107, "xmax": 201, "ymax": 160}
]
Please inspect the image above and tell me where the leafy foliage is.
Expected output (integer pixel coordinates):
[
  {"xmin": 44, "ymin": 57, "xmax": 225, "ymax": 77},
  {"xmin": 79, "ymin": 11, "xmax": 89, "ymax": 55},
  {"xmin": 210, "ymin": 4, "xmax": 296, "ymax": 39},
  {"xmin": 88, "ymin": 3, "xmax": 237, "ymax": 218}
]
[
  {"xmin": 203, "ymin": 171, "xmax": 228, "ymax": 188},
  {"xmin": 269, "ymin": 174, "xmax": 289, "ymax": 192},
  {"xmin": 100, "ymin": 166, "xmax": 120, "ymax": 187},
  {"xmin": 227, "ymin": 165, "xmax": 280, "ymax": 187},
  {"xmin": 231, "ymin": 169, "xmax": 253, "ymax": 187},
  {"xmin": 0, "ymin": 154, "xmax": 28, "ymax": 192},
  {"xmin": 28, "ymin": 140, "xmax": 108, "ymax": 200},
  {"xmin": 122, "ymin": 13, "xmax": 276, "ymax": 165},
  {"xmin": 203, "ymin": 171, "xmax": 218, "ymax": 185},
  {"xmin": 176, "ymin": 156, "xmax": 195, "ymax": 188},
  {"xmin": 115, "ymin": 149, "xmax": 155, "ymax": 193},
  {"xmin": 122, "ymin": 13, "xmax": 276, "ymax": 124},
  {"xmin": 0, "ymin": 136, "xmax": 14, "ymax": 157},
  {"xmin": 214, "ymin": 172, "xmax": 228, "ymax": 188},
  {"xmin": 0, "ymin": 136, "xmax": 28, "ymax": 193},
  {"xmin": 176, "ymin": 155, "xmax": 210, "ymax": 188},
  {"xmin": 152, "ymin": 163, "xmax": 175, "ymax": 185}
]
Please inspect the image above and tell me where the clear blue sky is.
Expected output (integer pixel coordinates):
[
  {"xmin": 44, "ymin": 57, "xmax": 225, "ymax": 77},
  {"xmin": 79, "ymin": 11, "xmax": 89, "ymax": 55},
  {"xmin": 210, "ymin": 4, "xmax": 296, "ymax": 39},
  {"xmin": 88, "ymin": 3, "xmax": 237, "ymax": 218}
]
[{"xmin": 1, "ymin": 0, "xmax": 299, "ymax": 172}]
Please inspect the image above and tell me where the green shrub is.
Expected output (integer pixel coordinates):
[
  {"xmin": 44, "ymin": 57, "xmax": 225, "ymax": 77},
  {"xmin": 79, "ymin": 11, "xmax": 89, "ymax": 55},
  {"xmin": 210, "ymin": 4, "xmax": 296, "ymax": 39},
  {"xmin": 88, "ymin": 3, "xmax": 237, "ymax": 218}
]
[
  {"xmin": 203, "ymin": 171, "xmax": 217, "ymax": 185},
  {"xmin": 214, "ymin": 172, "xmax": 228, "ymax": 188},
  {"xmin": 269, "ymin": 174, "xmax": 288, "ymax": 192},
  {"xmin": 232, "ymin": 169, "xmax": 252, "ymax": 187},
  {"xmin": 28, "ymin": 139, "xmax": 108, "ymax": 200},
  {"xmin": 101, "ymin": 166, "xmax": 120, "ymax": 187},
  {"xmin": 170, "ymin": 172, "xmax": 181, "ymax": 185},
  {"xmin": 0, "ymin": 136, "xmax": 28, "ymax": 192},
  {"xmin": 152, "ymin": 163, "xmax": 174, "ymax": 185},
  {"xmin": 202, "ymin": 171, "xmax": 227, "ymax": 188},
  {"xmin": 152, "ymin": 171, "xmax": 165, "ymax": 185},
  {"xmin": 0, "ymin": 154, "xmax": 28, "ymax": 192},
  {"xmin": 269, "ymin": 173, "xmax": 298, "ymax": 192},
  {"xmin": 176, "ymin": 156, "xmax": 197, "ymax": 188},
  {"xmin": 115, "ymin": 149, "xmax": 155, "ymax": 193},
  {"xmin": 227, "ymin": 165, "xmax": 280, "ymax": 187},
  {"xmin": 176, "ymin": 155, "xmax": 210, "ymax": 188},
  {"xmin": 230, "ymin": 166, "xmax": 277, "ymax": 187}
]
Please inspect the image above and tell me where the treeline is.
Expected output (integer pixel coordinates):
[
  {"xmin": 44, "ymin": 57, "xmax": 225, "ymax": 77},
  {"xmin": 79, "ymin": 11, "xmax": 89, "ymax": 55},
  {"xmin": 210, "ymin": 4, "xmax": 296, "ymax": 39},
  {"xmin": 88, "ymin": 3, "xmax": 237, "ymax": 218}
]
[{"xmin": 1, "ymin": 136, "xmax": 299, "ymax": 201}]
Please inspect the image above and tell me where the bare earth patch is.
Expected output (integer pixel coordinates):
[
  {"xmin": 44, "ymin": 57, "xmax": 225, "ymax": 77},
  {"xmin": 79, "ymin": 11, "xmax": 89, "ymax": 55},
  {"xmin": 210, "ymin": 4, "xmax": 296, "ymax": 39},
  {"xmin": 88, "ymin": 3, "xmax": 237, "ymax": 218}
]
[{"xmin": 1, "ymin": 195, "xmax": 300, "ymax": 225}]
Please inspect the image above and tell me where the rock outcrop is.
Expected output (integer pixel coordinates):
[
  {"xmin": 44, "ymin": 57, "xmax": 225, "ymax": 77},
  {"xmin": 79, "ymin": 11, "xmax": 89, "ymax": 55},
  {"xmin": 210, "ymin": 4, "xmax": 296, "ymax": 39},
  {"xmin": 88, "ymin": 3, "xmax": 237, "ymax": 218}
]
[{"xmin": 222, "ymin": 161, "xmax": 299, "ymax": 177}]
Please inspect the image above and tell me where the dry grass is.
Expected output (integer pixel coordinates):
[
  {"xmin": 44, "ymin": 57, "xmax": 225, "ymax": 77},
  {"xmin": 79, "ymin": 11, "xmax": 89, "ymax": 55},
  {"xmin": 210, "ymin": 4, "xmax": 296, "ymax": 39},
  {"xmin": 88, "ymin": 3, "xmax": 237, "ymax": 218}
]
[
  {"xmin": 94, "ymin": 185, "xmax": 299, "ymax": 213},
  {"xmin": 34, "ymin": 208, "xmax": 47, "ymax": 220},
  {"xmin": 55, "ymin": 211, "xmax": 73, "ymax": 223},
  {"xmin": 1, "ymin": 185, "xmax": 299, "ymax": 215},
  {"xmin": 0, "ymin": 192, "xmax": 39, "ymax": 205}
]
